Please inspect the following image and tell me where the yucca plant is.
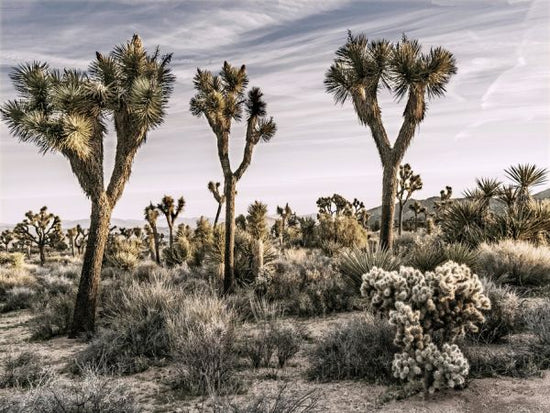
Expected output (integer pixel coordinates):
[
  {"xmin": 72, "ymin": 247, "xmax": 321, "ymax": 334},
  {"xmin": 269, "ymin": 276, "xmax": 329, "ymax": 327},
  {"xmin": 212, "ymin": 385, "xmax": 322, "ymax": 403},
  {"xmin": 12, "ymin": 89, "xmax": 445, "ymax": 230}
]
[
  {"xmin": 463, "ymin": 177, "xmax": 502, "ymax": 209},
  {"xmin": 339, "ymin": 248, "xmax": 402, "ymax": 290},
  {"xmin": 325, "ymin": 32, "xmax": 456, "ymax": 250},
  {"xmin": 190, "ymin": 62, "xmax": 276, "ymax": 293},
  {"xmin": 504, "ymin": 164, "xmax": 547, "ymax": 207},
  {"xmin": 440, "ymin": 200, "xmax": 490, "ymax": 247}
]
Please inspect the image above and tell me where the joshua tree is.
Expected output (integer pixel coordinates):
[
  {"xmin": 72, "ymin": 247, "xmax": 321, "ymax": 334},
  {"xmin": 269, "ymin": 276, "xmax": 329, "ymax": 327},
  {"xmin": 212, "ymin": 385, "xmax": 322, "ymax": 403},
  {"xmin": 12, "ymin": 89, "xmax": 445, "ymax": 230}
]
[
  {"xmin": 434, "ymin": 186, "xmax": 453, "ymax": 220},
  {"xmin": 276, "ymin": 203, "xmax": 294, "ymax": 247},
  {"xmin": 192, "ymin": 216, "xmax": 213, "ymax": 266},
  {"xmin": 208, "ymin": 181, "xmax": 225, "ymax": 227},
  {"xmin": 298, "ymin": 216, "xmax": 317, "ymax": 248},
  {"xmin": 156, "ymin": 195, "xmax": 185, "ymax": 247},
  {"xmin": 1, "ymin": 35, "xmax": 174, "ymax": 335},
  {"xmin": 246, "ymin": 201, "xmax": 269, "ymax": 276},
  {"xmin": 396, "ymin": 164, "xmax": 423, "ymax": 235},
  {"xmin": 190, "ymin": 62, "xmax": 277, "ymax": 293},
  {"xmin": 325, "ymin": 32, "xmax": 457, "ymax": 249},
  {"xmin": 504, "ymin": 164, "xmax": 547, "ymax": 207},
  {"xmin": 13, "ymin": 206, "xmax": 63, "ymax": 265},
  {"xmin": 66, "ymin": 227, "xmax": 77, "ymax": 257},
  {"xmin": 144, "ymin": 203, "xmax": 161, "ymax": 265},
  {"xmin": 0, "ymin": 230, "xmax": 14, "ymax": 252},
  {"xmin": 408, "ymin": 200, "xmax": 425, "ymax": 231}
]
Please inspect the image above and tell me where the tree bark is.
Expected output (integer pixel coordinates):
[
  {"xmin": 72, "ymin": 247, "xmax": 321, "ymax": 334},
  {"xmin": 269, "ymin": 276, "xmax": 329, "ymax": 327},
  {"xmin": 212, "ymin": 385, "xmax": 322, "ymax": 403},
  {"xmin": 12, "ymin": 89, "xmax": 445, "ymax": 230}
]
[
  {"xmin": 214, "ymin": 203, "xmax": 222, "ymax": 227},
  {"xmin": 70, "ymin": 194, "xmax": 112, "ymax": 337},
  {"xmin": 398, "ymin": 201, "xmax": 404, "ymax": 236},
  {"xmin": 168, "ymin": 223, "xmax": 173, "ymax": 248},
  {"xmin": 223, "ymin": 176, "xmax": 236, "ymax": 294},
  {"xmin": 380, "ymin": 163, "xmax": 399, "ymax": 251},
  {"xmin": 39, "ymin": 244, "xmax": 45, "ymax": 266},
  {"xmin": 153, "ymin": 226, "xmax": 161, "ymax": 265}
]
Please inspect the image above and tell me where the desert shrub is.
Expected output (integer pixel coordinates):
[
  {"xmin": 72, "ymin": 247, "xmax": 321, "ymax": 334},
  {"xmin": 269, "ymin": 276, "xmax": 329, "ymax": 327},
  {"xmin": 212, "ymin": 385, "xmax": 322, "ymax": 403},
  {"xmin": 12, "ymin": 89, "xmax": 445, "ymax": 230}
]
[
  {"xmin": 213, "ymin": 385, "xmax": 319, "ymax": 413},
  {"xmin": 1, "ymin": 287, "xmax": 35, "ymax": 313},
  {"xmin": 0, "ymin": 351, "xmax": 51, "ymax": 388},
  {"xmin": 317, "ymin": 215, "xmax": 368, "ymax": 250},
  {"xmin": 477, "ymin": 240, "xmax": 550, "ymax": 286},
  {"xmin": 163, "ymin": 236, "xmax": 192, "ymax": 268},
  {"xmin": 444, "ymin": 243, "xmax": 480, "ymax": 270},
  {"xmin": 104, "ymin": 237, "xmax": 142, "ymax": 270},
  {"xmin": 463, "ymin": 344, "xmax": 539, "ymax": 378},
  {"xmin": 406, "ymin": 241, "xmax": 479, "ymax": 272},
  {"xmin": 361, "ymin": 262, "xmax": 490, "ymax": 394},
  {"xmin": 167, "ymin": 295, "xmax": 239, "ymax": 396},
  {"xmin": 0, "ymin": 268, "xmax": 36, "ymax": 296},
  {"xmin": 29, "ymin": 288, "xmax": 75, "ymax": 340},
  {"xmin": 131, "ymin": 261, "xmax": 160, "ymax": 282},
  {"xmin": 468, "ymin": 278, "xmax": 519, "ymax": 344},
  {"xmin": 242, "ymin": 322, "xmax": 302, "ymax": 369},
  {"xmin": 439, "ymin": 200, "xmax": 490, "ymax": 247},
  {"xmin": 308, "ymin": 314, "xmax": 396, "ymax": 382},
  {"xmin": 75, "ymin": 276, "xmax": 184, "ymax": 374},
  {"xmin": 0, "ymin": 370, "xmax": 139, "ymax": 413},
  {"xmin": 0, "ymin": 252, "xmax": 25, "ymax": 268},
  {"xmin": 523, "ymin": 301, "xmax": 550, "ymax": 346},
  {"xmin": 338, "ymin": 248, "xmax": 402, "ymax": 290}
]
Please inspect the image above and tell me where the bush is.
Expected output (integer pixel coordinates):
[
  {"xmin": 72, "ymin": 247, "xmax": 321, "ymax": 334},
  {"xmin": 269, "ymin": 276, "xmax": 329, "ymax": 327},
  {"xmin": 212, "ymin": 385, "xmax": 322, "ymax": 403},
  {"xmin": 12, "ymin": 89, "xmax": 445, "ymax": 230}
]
[
  {"xmin": 29, "ymin": 289, "xmax": 75, "ymax": 340},
  {"xmin": 75, "ymin": 276, "xmax": 184, "ymax": 374},
  {"xmin": 242, "ymin": 321, "xmax": 302, "ymax": 369},
  {"xmin": 406, "ymin": 241, "xmax": 478, "ymax": 272},
  {"xmin": 167, "ymin": 295, "xmax": 239, "ymax": 396},
  {"xmin": 0, "ymin": 268, "xmax": 36, "ymax": 296},
  {"xmin": 308, "ymin": 315, "xmax": 396, "ymax": 382},
  {"xmin": 104, "ymin": 237, "xmax": 142, "ymax": 270},
  {"xmin": 360, "ymin": 262, "xmax": 490, "ymax": 394},
  {"xmin": 338, "ymin": 248, "xmax": 402, "ymax": 290},
  {"xmin": 0, "ymin": 252, "xmax": 25, "ymax": 268},
  {"xmin": 477, "ymin": 240, "xmax": 550, "ymax": 286},
  {"xmin": 0, "ymin": 370, "xmax": 139, "ymax": 412},
  {"xmin": 523, "ymin": 301, "xmax": 550, "ymax": 346},
  {"xmin": 463, "ymin": 344, "xmax": 539, "ymax": 378},
  {"xmin": 468, "ymin": 278, "xmax": 519, "ymax": 344},
  {"xmin": 1, "ymin": 287, "xmax": 35, "ymax": 313},
  {"xmin": 0, "ymin": 352, "xmax": 51, "ymax": 388}
]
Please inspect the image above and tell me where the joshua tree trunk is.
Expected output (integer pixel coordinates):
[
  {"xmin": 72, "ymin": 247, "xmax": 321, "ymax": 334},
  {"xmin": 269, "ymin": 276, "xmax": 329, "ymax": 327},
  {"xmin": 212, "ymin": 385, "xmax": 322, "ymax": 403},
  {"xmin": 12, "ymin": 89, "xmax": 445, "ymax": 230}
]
[
  {"xmin": 398, "ymin": 201, "xmax": 405, "ymax": 236},
  {"xmin": 252, "ymin": 238, "xmax": 264, "ymax": 278},
  {"xmin": 413, "ymin": 211, "xmax": 419, "ymax": 231},
  {"xmin": 223, "ymin": 176, "xmax": 236, "ymax": 294},
  {"xmin": 70, "ymin": 194, "xmax": 112, "ymax": 337},
  {"xmin": 380, "ymin": 163, "xmax": 399, "ymax": 251},
  {"xmin": 168, "ymin": 223, "xmax": 173, "ymax": 248},
  {"xmin": 38, "ymin": 244, "xmax": 45, "ymax": 266},
  {"xmin": 214, "ymin": 203, "xmax": 222, "ymax": 227}
]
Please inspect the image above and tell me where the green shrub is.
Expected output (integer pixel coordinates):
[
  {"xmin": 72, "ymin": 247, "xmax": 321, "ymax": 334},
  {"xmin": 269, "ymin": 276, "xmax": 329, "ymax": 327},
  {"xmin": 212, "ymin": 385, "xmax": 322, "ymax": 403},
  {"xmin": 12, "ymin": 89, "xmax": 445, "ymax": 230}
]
[
  {"xmin": 104, "ymin": 237, "xmax": 142, "ymax": 270},
  {"xmin": 1, "ymin": 287, "xmax": 35, "ymax": 313},
  {"xmin": 338, "ymin": 248, "xmax": 402, "ymax": 290},
  {"xmin": 0, "ymin": 351, "xmax": 51, "ymax": 388},
  {"xmin": 308, "ymin": 315, "xmax": 396, "ymax": 382}
]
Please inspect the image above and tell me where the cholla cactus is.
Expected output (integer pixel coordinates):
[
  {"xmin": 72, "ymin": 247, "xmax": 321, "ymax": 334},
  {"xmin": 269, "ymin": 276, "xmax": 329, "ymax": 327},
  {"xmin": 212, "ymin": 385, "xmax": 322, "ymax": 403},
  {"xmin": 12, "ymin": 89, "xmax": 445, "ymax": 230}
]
[{"xmin": 361, "ymin": 262, "xmax": 490, "ymax": 394}]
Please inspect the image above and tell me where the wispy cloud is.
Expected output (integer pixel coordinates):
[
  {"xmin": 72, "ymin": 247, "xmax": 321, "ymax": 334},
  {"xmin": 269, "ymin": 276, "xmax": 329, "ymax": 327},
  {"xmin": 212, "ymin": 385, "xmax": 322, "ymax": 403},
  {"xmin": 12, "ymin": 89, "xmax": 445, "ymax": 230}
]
[{"xmin": 1, "ymin": 0, "xmax": 548, "ymax": 223}]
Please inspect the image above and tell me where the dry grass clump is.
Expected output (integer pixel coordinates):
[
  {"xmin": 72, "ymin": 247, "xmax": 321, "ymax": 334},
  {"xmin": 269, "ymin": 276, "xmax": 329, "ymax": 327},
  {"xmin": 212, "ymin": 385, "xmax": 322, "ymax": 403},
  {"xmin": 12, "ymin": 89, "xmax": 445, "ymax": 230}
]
[
  {"xmin": 308, "ymin": 314, "xmax": 396, "ymax": 383},
  {"xmin": 463, "ymin": 344, "xmax": 539, "ymax": 378},
  {"xmin": 468, "ymin": 278, "xmax": 520, "ymax": 344},
  {"xmin": 29, "ymin": 289, "xmax": 75, "ymax": 340},
  {"xmin": 0, "ymin": 370, "xmax": 139, "ymax": 413},
  {"xmin": 477, "ymin": 240, "xmax": 550, "ymax": 286},
  {"xmin": 1, "ymin": 287, "xmax": 35, "ymax": 313},
  {"xmin": 167, "ymin": 294, "xmax": 240, "ymax": 396},
  {"xmin": 0, "ymin": 267, "xmax": 36, "ymax": 295},
  {"xmin": 0, "ymin": 252, "xmax": 25, "ymax": 268},
  {"xmin": 406, "ymin": 240, "xmax": 479, "ymax": 272},
  {"xmin": 0, "ymin": 351, "xmax": 52, "ymax": 389}
]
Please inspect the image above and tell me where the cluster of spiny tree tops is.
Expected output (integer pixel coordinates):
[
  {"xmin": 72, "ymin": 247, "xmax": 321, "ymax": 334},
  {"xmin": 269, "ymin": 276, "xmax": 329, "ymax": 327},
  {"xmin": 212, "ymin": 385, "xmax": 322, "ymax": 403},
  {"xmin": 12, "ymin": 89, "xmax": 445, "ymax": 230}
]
[{"xmin": 2, "ymin": 31, "xmax": 535, "ymax": 336}]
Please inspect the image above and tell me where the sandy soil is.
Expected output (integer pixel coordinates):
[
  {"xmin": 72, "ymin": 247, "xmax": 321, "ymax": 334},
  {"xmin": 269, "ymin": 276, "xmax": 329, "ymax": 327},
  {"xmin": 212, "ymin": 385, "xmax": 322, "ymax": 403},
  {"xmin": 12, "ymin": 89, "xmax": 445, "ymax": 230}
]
[{"xmin": 1, "ymin": 309, "xmax": 549, "ymax": 413}]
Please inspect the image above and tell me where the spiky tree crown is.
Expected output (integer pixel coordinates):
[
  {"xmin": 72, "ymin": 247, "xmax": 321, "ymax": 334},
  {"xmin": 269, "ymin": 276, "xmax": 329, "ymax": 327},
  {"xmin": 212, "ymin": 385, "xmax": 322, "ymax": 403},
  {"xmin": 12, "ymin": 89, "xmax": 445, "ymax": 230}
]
[
  {"xmin": 246, "ymin": 201, "xmax": 268, "ymax": 240},
  {"xmin": 14, "ymin": 206, "xmax": 63, "ymax": 246},
  {"xmin": 157, "ymin": 195, "xmax": 185, "ymax": 222}
]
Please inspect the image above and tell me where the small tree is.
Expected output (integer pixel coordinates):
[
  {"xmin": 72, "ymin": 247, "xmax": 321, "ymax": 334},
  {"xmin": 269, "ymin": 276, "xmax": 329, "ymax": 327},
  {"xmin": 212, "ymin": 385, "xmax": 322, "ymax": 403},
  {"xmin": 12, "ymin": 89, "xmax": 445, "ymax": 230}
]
[
  {"xmin": 208, "ymin": 181, "xmax": 225, "ymax": 227},
  {"xmin": 246, "ymin": 201, "xmax": 268, "ymax": 277},
  {"xmin": 66, "ymin": 227, "xmax": 77, "ymax": 257},
  {"xmin": 74, "ymin": 224, "xmax": 88, "ymax": 255},
  {"xmin": 325, "ymin": 32, "xmax": 456, "ymax": 250},
  {"xmin": 396, "ymin": 164, "xmax": 423, "ymax": 235},
  {"xmin": 298, "ymin": 216, "xmax": 317, "ymax": 248},
  {"xmin": 0, "ymin": 230, "xmax": 14, "ymax": 252},
  {"xmin": 13, "ymin": 206, "xmax": 63, "ymax": 265},
  {"xmin": 408, "ymin": 200, "xmax": 425, "ymax": 231},
  {"xmin": 192, "ymin": 216, "xmax": 213, "ymax": 266},
  {"xmin": 144, "ymin": 203, "xmax": 161, "ymax": 265},
  {"xmin": 190, "ymin": 62, "xmax": 277, "ymax": 294},
  {"xmin": 275, "ymin": 203, "xmax": 294, "ymax": 247},
  {"xmin": 157, "ymin": 195, "xmax": 185, "ymax": 247}
]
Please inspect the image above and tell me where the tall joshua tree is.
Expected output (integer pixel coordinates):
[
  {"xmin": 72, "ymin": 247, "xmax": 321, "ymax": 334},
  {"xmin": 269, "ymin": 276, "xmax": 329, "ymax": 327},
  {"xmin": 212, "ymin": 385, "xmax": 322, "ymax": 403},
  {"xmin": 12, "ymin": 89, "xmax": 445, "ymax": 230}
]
[
  {"xmin": 144, "ymin": 203, "xmax": 161, "ymax": 265},
  {"xmin": 190, "ymin": 62, "xmax": 277, "ymax": 293},
  {"xmin": 14, "ymin": 207, "xmax": 62, "ymax": 265},
  {"xmin": 396, "ymin": 163, "xmax": 423, "ymax": 235},
  {"xmin": 157, "ymin": 195, "xmax": 185, "ymax": 247},
  {"xmin": 325, "ymin": 32, "xmax": 457, "ymax": 249},
  {"xmin": 208, "ymin": 181, "xmax": 225, "ymax": 226},
  {"xmin": 1, "ymin": 35, "xmax": 175, "ymax": 335}
]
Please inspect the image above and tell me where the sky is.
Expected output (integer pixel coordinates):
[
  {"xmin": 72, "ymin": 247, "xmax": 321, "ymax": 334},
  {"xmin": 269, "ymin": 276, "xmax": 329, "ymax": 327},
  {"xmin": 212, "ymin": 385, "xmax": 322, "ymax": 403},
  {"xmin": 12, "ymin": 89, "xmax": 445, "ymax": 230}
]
[{"xmin": 0, "ymin": 0, "xmax": 549, "ymax": 224}]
